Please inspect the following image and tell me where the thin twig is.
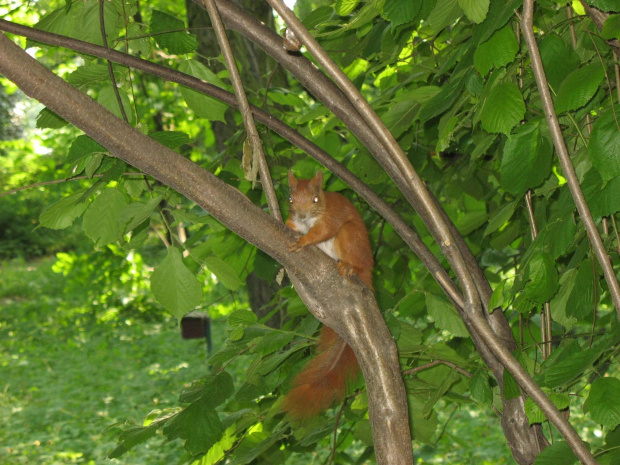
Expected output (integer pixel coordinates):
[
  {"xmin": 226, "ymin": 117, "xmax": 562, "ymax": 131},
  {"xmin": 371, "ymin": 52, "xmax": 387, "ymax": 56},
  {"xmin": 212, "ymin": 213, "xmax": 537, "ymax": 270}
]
[
  {"xmin": 522, "ymin": 0, "xmax": 620, "ymax": 317},
  {"xmin": 403, "ymin": 360, "xmax": 473, "ymax": 378},
  {"xmin": 200, "ymin": 0, "xmax": 282, "ymax": 221}
]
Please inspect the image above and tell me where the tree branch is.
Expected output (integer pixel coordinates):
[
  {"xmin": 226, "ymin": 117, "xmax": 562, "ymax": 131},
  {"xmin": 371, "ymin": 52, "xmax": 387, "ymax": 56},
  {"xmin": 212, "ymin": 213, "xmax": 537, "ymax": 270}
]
[
  {"xmin": 0, "ymin": 31, "xmax": 411, "ymax": 465},
  {"xmin": 521, "ymin": 0, "xmax": 620, "ymax": 317}
]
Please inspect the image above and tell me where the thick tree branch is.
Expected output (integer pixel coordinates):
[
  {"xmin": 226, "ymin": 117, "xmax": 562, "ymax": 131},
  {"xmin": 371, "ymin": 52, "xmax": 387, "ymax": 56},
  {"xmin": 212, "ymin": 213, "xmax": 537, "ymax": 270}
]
[
  {"xmin": 0, "ymin": 19, "xmax": 462, "ymax": 308},
  {"xmin": 0, "ymin": 32, "xmax": 412, "ymax": 465}
]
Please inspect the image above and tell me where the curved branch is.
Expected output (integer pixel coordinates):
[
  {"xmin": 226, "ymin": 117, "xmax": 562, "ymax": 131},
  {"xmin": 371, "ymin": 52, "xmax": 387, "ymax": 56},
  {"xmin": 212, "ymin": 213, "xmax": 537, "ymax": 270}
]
[
  {"xmin": 201, "ymin": 0, "xmax": 281, "ymax": 221},
  {"xmin": 0, "ymin": 31, "xmax": 411, "ymax": 465},
  {"xmin": 0, "ymin": 19, "xmax": 462, "ymax": 308},
  {"xmin": 521, "ymin": 0, "xmax": 620, "ymax": 317}
]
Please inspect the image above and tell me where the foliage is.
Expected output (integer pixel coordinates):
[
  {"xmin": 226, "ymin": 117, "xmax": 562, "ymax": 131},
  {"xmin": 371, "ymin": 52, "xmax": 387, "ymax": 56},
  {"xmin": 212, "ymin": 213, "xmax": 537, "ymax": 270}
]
[{"xmin": 1, "ymin": 0, "xmax": 620, "ymax": 464}]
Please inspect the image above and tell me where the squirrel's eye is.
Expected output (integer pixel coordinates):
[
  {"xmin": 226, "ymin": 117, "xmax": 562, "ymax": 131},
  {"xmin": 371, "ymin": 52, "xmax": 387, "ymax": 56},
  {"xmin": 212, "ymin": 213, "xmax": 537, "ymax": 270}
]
[{"xmin": 313, "ymin": 196, "xmax": 319, "ymax": 203}]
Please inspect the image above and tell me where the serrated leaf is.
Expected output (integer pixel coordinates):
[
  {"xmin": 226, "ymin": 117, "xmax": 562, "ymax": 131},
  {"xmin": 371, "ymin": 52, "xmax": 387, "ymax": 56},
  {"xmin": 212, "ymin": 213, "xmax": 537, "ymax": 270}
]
[
  {"xmin": 426, "ymin": 294, "xmax": 469, "ymax": 337},
  {"xmin": 539, "ymin": 33, "xmax": 581, "ymax": 89},
  {"xmin": 82, "ymin": 188, "xmax": 127, "ymax": 247},
  {"xmin": 383, "ymin": 0, "xmax": 421, "ymax": 27},
  {"xmin": 39, "ymin": 191, "xmax": 89, "ymax": 230},
  {"xmin": 150, "ymin": 9, "xmax": 197, "ymax": 54},
  {"xmin": 458, "ymin": 0, "xmax": 489, "ymax": 23},
  {"xmin": 120, "ymin": 196, "xmax": 163, "ymax": 234},
  {"xmin": 602, "ymin": 14, "xmax": 620, "ymax": 40},
  {"xmin": 67, "ymin": 64, "xmax": 112, "ymax": 88},
  {"xmin": 586, "ymin": 377, "xmax": 620, "ymax": 429},
  {"xmin": 544, "ymin": 345, "xmax": 605, "ymax": 388},
  {"xmin": 204, "ymin": 256, "xmax": 243, "ymax": 291},
  {"xmin": 589, "ymin": 109, "xmax": 620, "ymax": 181},
  {"xmin": 587, "ymin": 0, "xmax": 620, "ymax": 12},
  {"xmin": 163, "ymin": 397, "xmax": 222, "ymax": 455},
  {"xmin": 582, "ymin": 169, "xmax": 620, "ymax": 217},
  {"xmin": 428, "ymin": 0, "xmax": 462, "ymax": 34},
  {"xmin": 98, "ymin": 86, "xmax": 134, "ymax": 126},
  {"xmin": 178, "ymin": 59, "xmax": 228, "ymax": 123},
  {"xmin": 335, "ymin": 0, "xmax": 359, "ymax": 16},
  {"xmin": 525, "ymin": 390, "xmax": 570, "ymax": 424},
  {"xmin": 228, "ymin": 310, "xmax": 258, "ymax": 327},
  {"xmin": 470, "ymin": 370, "xmax": 493, "ymax": 405},
  {"xmin": 500, "ymin": 120, "xmax": 552, "ymax": 195},
  {"xmin": 480, "ymin": 82, "xmax": 525, "ymax": 135},
  {"xmin": 488, "ymin": 281, "xmax": 505, "ymax": 311},
  {"xmin": 554, "ymin": 63, "xmax": 604, "ymax": 114},
  {"xmin": 474, "ymin": 25, "xmax": 519, "ymax": 76},
  {"xmin": 566, "ymin": 262, "xmax": 597, "ymax": 320},
  {"xmin": 149, "ymin": 131, "xmax": 192, "ymax": 149},
  {"xmin": 533, "ymin": 441, "xmax": 578, "ymax": 465},
  {"xmin": 36, "ymin": 108, "xmax": 68, "ymax": 129},
  {"xmin": 151, "ymin": 247, "xmax": 202, "ymax": 318},
  {"xmin": 523, "ymin": 252, "xmax": 558, "ymax": 304},
  {"xmin": 251, "ymin": 331, "xmax": 295, "ymax": 356},
  {"xmin": 108, "ymin": 421, "xmax": 162, "ymax": 459},
  {"xmin": 484, "ymin": 201, "xmax": 517, "ymax": 237}
]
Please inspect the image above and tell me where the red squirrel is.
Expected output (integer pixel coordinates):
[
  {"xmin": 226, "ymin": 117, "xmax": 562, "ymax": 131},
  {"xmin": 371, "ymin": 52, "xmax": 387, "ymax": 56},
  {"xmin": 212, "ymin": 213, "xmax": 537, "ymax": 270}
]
[{"xmin": 283, "ymin": 171, "xmax": 374, "ymax": 420}]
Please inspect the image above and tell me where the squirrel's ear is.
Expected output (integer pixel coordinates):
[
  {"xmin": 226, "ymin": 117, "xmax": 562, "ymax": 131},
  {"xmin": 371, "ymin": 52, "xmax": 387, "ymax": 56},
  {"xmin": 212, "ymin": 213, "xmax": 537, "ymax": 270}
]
[
  {"xmin": 313, "ymin": 171, "xmax": 323, "ymax": 187},
  {"xmin": 288, "ymin": 170, "xmax": 297, "ymax": 187}
]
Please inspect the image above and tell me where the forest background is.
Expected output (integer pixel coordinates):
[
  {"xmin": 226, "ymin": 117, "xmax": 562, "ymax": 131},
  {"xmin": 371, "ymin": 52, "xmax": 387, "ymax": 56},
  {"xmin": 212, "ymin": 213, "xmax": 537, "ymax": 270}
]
[{"xmin": 1, "ymin": 0, "xmax": 620, "ymax": 464}]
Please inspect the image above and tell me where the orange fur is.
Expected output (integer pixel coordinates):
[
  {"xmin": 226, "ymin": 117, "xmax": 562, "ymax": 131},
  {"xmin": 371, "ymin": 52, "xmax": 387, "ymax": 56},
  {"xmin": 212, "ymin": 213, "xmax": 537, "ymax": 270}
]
[{"xmin": 283, "ymin": 171, "xmax": 374, "ymax": 420}]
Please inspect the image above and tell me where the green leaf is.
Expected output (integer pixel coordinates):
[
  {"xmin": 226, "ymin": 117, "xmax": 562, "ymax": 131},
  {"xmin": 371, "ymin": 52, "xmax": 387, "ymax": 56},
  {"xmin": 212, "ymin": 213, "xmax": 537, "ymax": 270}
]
[
  {"xmin": 525, "ymin": 390, "xmax": 570, "ymax": 424},
  {"xmin": 67, "ymin": 64, "xmax": 111, "ymax": 88},
  {"xmin": 66, "ymin": 135, "xmax": 107, "ymax": 166},
  {"xmin": 523, "ymin": 251, "xmax": 559, "ymax": 304},
  {"xmin": 479, "ymin": 82, "xmax": 525, "ymax": 135},
  {"xmin": 589, "ymin": 109, "xmax": 620, "ymax": 181},
  {"xmin": 428, "ymin": 0, "xmax": 462, "ymax": 34},
  {"xmin": 149, "ymin": 10, "xmax": 197, "ymax": 55},
  {"xmin": 36, "ymin": 108, "xmax": 67, "ymax": 129},
  {"xmin": 150, "ymin": 247, "xmax": 202, "ymax": 318},
  {"xmin": 82, "ymin": 188, "xmax": 127, "ymax": 247},
  {"xmin": 426, "ymin": 294, "xmax": 469, "ymax": 337},
  {"xmin": 179, "ymin": 59, "xmax": 228, "ymax": 123},
  {"xmin": 97, "ymin": 86, "xmax": 135, "ymax": 126},
  {"xmin": 500, "ymin": 120, "xmax": 552, "ymax": 195},
  {"xmin": 586, "ymin": 377, "xmax": 620, "ymax": 429},
  {"xmin": 474, "ymin": 25, "xmax": 519, "ymax": 76},
  {"xmin": 533, "ymin": 441, "xmax": 578, "ymax": 465},
  {"xmin": 470, "ymin": 370, "xmax": 493, "ymax": 405},
  {"xmin": 383, "ymin": 0, "xmax": 421, "ymax": 27},
  {"xmin": 582, "ymin": 169, "xmax": 620, "ymax": 217},
  {"xmin": 554, "ymin": 62, "xmax": 604, "ymax": 114},
  {"xmin": 383, "ymin": 86, "xmax": 441, "ymax": 137},
  {"xmin": 39, "ymin": 191, "xmax": 89, "ymax": 230},
  {"xmin": 458, "ymin": 0, "xmax": 489, "ymax": 23},
  {"xmin": 566, "ymin": 262, "xmax": 597, "ymax": 320},
  {"xmin": 149, "ymin": 131, "xmax": 193, "ymax": 150},
  {"xmin": 549, "ymin": 268, "xmax": 579, "ymax": 330},
  {"xmin": 335, "ymin": 0, "xmax": 359, "ymax": 16},
  {"xmin": 163, "ymin": 397, "xmax": 222, "ymax": 455},
  {"xmin": 204, "ymin": 256, "xmax": 243, "ymax": 291},
  {"xmin": 228, "ymin": 310, "xmax": 258, "ymax": 327},
  {"xmin": 539, "ymin": 33, "xmax": 580, "ymax": 89},
  {"xmin": 251, "ymin": 331, "xmax": 295, "ymax": 356},
  {"xmin": 484, "ymin": 201, "xmax": 517, "ymax": 237},
  {"xmin": 120, "ymin": 196, "xmax": 163, "ymax": 234},
  {"xmin": 544, "ymin": 344, "xmax": 605, "ymax": 388},
  {"xmin": 602, "ymin": 14, "xmax": 620, "ymax": 40},
  {"xmin": 587, "ymin": 0, "xmax": 620, "ymax": 12},
  {"xmin": 108, "ymin": 422, "xmax": 163, "ymax": 459}
]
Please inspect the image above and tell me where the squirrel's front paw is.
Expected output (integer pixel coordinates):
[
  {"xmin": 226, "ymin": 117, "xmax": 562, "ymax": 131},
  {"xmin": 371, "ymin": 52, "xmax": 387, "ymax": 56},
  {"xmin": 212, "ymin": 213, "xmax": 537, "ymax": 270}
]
[
  {"xmin": 289, "ymin": 240, "xmax": 304, "ymax": 252},
  {"xmin": 337, "ymin": 261, "xmax": 354, "ymax": 277}
]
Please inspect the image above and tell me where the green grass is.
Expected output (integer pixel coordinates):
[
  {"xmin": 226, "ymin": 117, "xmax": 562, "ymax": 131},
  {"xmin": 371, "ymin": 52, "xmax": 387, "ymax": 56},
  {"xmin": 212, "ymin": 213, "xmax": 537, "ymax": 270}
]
[{"xmin": 0, "ymin": 257, "xmax": 223, "ymax": 464}]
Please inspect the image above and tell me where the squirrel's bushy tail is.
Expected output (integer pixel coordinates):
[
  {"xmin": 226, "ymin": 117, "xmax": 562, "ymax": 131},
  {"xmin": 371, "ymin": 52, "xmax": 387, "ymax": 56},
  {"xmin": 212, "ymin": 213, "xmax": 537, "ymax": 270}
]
[{"xmin": 283, "ymin": 326, "xmax": 359, "ymax": 420}]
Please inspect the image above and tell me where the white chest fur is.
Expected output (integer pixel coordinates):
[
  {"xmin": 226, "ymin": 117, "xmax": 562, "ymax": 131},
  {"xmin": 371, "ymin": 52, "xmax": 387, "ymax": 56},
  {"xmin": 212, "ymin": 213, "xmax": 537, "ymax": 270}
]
[{"xmin": 291, "ymin": 215, "xmax": 338, "ymax": 261}]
